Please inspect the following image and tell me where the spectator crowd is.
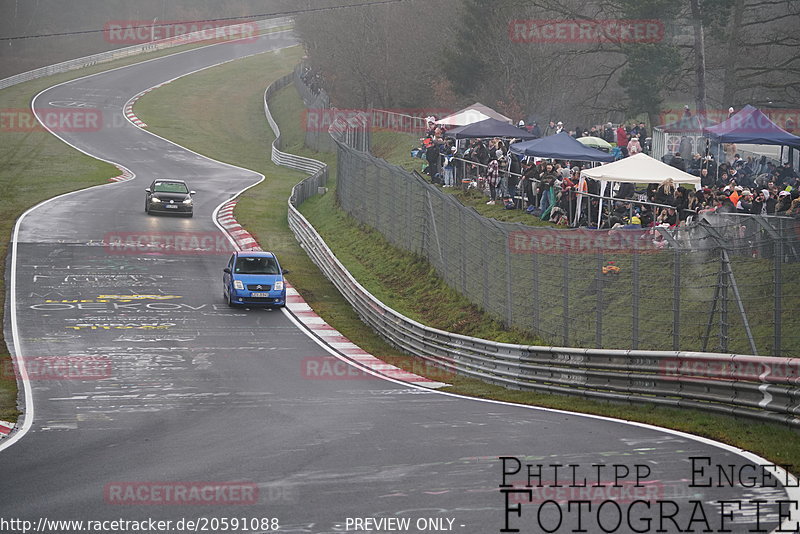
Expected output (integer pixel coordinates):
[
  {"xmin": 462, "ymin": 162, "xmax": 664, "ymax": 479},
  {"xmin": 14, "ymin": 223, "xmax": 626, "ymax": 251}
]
[{"xmin": 417, "ymin": 116, "xmax": 800, "ymax": 228}]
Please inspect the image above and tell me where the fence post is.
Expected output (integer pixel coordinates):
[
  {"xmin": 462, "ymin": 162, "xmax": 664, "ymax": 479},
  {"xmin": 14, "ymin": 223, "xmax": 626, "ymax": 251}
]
[
  {"xmin": 532, "ymin": 247, "xmax": 540, "ymax": 335},
  {"xmin": 774, "ymin": 235, "xmax": 783, "ymax": 356},
  {"xmin": 719, "ymin": 248, "xmax": 729, "ymax": 353},
  {"xmin": 562, "ymin": 253, "xmax": 570, "ymax": 346},
  {"xmin": 632, "ymin": 248, "xmax": 639, "ymax": 350},
  {"xmin": 505, "ymin": 227, "xmax": 513, "ymax": 328},
  {"xmin": 673, "ymin": 251, "xmax": 681, "ymax": 351},
  {"xmin": 596, "ymin": 252, "xmax": 604, "ymax": 347}
]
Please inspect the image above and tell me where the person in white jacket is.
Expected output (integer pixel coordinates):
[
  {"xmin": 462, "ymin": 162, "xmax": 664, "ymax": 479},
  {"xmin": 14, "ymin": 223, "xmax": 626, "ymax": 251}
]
[{"xmin": 627, "ymin": 135, "xmax": 642, "ymax": 156}]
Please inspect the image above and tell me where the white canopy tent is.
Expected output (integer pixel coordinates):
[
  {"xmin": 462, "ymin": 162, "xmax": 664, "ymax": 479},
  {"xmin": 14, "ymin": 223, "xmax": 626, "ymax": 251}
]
[
  {"xmin": 435, "ymin": 102, "xmax": 512, "ymax": 126},
  {"xmin": 576, "ymin": 153, "xmax": 701, "ymax": 227},
  {"xmin": 579, "ymin": 153, "xmax": 701, "ymax": 186}
]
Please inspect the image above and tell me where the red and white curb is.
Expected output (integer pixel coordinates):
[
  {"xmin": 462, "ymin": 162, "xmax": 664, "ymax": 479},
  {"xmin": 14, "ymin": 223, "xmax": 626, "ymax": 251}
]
[
  {"xmin": 125, "ymin": 81, "xmax": 171, "ymax": 129},
  {"xmin": 284, "ymin": 289, "xmax": 448, "ymax": 388},
  {"xmin": 0, "ymin": 420, "xmax": 15, "ymax": 438},
  {"xmin": 217, "ymin": 199, "xmax": 262, "ymax": 251},
  {"xmin": 108, "ymin": 165, "xmax": 135, "ymax": 183},
  {"xmin": 215, "ymin": 200, "xmax": 448, "ymax": 388}
]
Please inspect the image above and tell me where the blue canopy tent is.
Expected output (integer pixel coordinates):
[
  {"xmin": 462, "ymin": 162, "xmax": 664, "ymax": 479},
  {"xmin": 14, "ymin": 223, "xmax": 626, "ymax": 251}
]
[
  {"xmin": 447, "ymin": 117, "xmax": 537, "ymax": 140},
  {"xmin": 704, "ymin": 105, "xmax": 800, "ymax": 147},
  {"xmin": 704, "ymin": 105, "xmax": 800, "ymax": 176},
  {"xmin": 509, "ymin": 132, "xmax": 615, "ymax": 162}
]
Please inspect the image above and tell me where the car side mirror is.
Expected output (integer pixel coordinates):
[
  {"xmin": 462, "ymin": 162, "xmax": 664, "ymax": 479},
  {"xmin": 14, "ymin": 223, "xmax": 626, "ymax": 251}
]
[
  {"xmin": 190, "ymin": 191, "xmax": 196, "ymax": 195},
  {"xmin": 145, "ymin": 188, "xmax": 151, "ymax": 193},
  {"xmin": 223, "ymin": 267, "xmax": 231, "ymax": 274},
  {"xmin": 282, "ymin": 269, "xmax": 290, "ymax": 275}
]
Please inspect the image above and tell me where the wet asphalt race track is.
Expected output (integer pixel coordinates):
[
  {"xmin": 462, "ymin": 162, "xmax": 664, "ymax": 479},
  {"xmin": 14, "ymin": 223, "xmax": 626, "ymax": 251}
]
[{"xmin": 1, "ymin": 27, "xmax": 796, "ymax": 534}]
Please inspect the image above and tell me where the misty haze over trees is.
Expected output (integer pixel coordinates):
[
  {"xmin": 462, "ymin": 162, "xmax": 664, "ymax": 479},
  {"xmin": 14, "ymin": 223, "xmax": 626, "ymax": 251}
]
[
  {"xmin": 2, "ymin": 0, "xmax": 797, "ymax": 128},
  {"xmin": 0, "ymin": 0, "xmax": 298, "ymax": 77},
  {"xmin": 293, "ymin": 0, "xmax": 799, "ymax": 127}
]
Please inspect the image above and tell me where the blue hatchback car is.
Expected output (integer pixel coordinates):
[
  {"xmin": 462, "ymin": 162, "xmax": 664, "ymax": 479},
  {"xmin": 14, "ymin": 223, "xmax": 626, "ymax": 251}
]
[{"xmin": 223, "ymin": 251, "xmax": 288, "ymax": 308}]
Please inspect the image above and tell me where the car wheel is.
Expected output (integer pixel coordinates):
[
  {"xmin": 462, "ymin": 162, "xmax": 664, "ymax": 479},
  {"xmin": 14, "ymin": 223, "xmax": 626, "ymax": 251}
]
[
  {"xmin": 144, "ymin": 200, "xmax": 149, "ymax": 214},
  {"xmin": 226, "ymin": 290, "xmax": 237, "ymax": 308}
]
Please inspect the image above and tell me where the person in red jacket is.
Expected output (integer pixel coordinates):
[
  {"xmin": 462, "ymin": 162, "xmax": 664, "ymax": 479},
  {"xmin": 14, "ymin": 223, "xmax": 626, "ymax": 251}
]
[{"xmin": 616, "ymin": 125, "xmax": 629, "ymax": 157}]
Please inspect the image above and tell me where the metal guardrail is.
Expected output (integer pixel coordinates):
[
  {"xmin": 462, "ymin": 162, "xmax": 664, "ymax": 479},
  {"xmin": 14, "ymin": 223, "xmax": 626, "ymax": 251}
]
[
  {"xmin": 263, "ymin": 72, "xmax": 327, "ymax": 177},
  {"xmin": 0, "ymin": 18, "xmax": 292, "ymax": 91},
  {"xmin": 265, "ymin": 72, "xmax": 800, "ymax": 429}
]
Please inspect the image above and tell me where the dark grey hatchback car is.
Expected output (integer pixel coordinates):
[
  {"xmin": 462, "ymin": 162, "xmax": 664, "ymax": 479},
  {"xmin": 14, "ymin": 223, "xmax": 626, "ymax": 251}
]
[{"xmin": 144, "ymin": 179, "xmax": 195, "ymax": 216}]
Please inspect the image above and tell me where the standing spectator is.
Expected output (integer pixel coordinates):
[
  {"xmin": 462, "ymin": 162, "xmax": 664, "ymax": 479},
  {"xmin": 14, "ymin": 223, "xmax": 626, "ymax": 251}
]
[
  {"xmin": 669, "ymin": 152, "xmax": 687, "ymax": 171},
  {"xmin": 689, "ymin": 153, "xmax": 702, "ymax": 175},
  {"xmin": 602, "ymin": 122, "xmax": 615, "ymax": 143},
  {"xmin": 763, "ymin": 189, "xmax": 777, "ymax": 214},
  {"xmin": 486, "ymin": 157, "xmax": 500, "ymax": 205},
  {"xmin": 442, "ymin": 146, "xmax": 457, "ymax": 187},
  {"xmin": 777, "ymin": 161, "xmax": 798, "ymax": 186},
  {"xmin": 539, "ymin": 162, "xmax": 557, "ymax": 212},
  {"xmin": 521, "ymin": 161, "xmax": 538, "ymax": 207},
  {"xmin": 530, "ymin": 121, "xmax": 542, "ymax": 138},
  {"xmin": 543, "ymin": 120, "xmax": 557, "ymax": 136},
  {"xmin": 555, "ymin": 121, "xmax": 565, "ymax": 135},
  {"xmin": 507, "ymin": 153, "xmax": 521, "ymax": 200},
  {"xmin": 776, "ymin": 190, "xmax": 792, "ymax": 213},
  {"xmin": 655, "ymin": 178, "xmax": 677, "ymax": 216},
  {"xmin": 627, "ymin": 136, "xmax": 642, "ymax": 155},
  {"xmin": 634, "ymin": 121, "xmax": 648, "ymax": 141},
  {"xmin": 616, "ymin": 125, "xmax": 629, "ymax": 157},
  {"xmin": 700, "ymin": 168, "xmax": 714, "ymax": 188}
]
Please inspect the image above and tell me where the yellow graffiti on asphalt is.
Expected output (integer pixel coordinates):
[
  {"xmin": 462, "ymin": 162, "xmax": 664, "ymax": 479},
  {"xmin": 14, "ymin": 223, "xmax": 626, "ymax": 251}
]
[{"xmin": 43, "ymin": 295, "xmax": 182, "ymax": 303}]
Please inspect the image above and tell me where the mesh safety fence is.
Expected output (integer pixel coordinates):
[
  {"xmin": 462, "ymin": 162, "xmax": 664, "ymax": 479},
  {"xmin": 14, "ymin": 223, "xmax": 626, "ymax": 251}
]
[{"xmin": 330, "ymin": 122, "xmax": 800, "ymax": 357}]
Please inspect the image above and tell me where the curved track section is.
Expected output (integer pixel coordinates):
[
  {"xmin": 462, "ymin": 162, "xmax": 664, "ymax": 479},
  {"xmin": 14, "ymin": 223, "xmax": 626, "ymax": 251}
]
[{"xmin": 1, "ymin": 33, "xmax": 795, "ymax": 534}]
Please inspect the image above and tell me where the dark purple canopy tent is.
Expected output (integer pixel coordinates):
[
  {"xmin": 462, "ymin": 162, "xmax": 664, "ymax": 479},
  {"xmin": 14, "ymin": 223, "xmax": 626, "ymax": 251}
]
[{"xmin": 704, "ymin": 105, "xmax": 800, "ymax": 147}]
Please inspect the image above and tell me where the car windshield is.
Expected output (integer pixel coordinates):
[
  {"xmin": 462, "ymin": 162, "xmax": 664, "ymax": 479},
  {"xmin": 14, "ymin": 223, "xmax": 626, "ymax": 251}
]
[
  {"xmin": 235, "ymin": 256, "xmax": 280, "ymax": 275},
  {"xmin": 153, "ymin": 182, "xmax": 188, "ymax": 193}
]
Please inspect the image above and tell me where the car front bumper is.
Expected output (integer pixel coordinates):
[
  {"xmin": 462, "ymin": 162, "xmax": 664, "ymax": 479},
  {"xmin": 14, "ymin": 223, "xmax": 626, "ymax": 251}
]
[
  {"xmin": 229, "ymin": 289, "xmax": 286, "ymax": 306},
  {"xmin": 149, "ymin": 201, "xmax": 193, "ymax": 214}
]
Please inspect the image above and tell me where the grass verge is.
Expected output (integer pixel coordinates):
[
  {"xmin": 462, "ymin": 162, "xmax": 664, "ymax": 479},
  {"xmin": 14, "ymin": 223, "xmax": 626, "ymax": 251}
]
[{"xmin": 133, "ymin": 51, "xmax": 800, "ymax": 472}]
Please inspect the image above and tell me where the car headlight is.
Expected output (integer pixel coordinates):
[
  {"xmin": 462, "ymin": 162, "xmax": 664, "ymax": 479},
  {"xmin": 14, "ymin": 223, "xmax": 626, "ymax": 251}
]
[
  {"xmin": 273, "ymin": 280, "xmax": 284, "ymax": 291},
  {"xmin": 151, "ymin": 197, "xmax": 162, "ymax": 203},
  {"xmin": 233, "ymin": 280, "xmax": 244, "ymax": 290},
  {"xmin": 182, "ymin": 198, "xmax": 192, "ymax": 204}
]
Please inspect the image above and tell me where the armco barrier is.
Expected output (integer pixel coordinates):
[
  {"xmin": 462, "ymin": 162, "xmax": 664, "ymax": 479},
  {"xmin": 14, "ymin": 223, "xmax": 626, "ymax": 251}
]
[
  {"xmin": 267, "ymin": 73, "xmax": 800, "ymax": 428},
  {"xmin": 0, "ymin": 18, "xmax": 292, "ymax": 91}
]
